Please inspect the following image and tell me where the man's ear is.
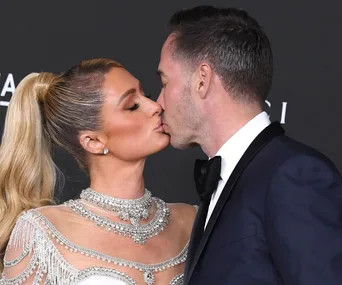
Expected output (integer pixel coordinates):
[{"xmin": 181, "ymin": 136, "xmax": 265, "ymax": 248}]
[{"xmin": 196, "ymin": 63, "xmax": 212, "ymax": 99}]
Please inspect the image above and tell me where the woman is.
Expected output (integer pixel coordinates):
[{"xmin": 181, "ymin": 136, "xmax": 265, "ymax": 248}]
[{"xmin": 0, "ymin": 59, "xmax": 197, "ymax": 284}]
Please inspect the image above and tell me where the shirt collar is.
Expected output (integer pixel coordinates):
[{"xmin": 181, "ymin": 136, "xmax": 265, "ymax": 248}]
[{"xmin": 213, "ymin": 111, "xmax": 271, "ymax": 183}]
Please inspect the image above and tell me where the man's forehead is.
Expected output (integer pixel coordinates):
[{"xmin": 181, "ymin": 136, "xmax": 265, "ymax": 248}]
[{"xmin": 162, "ymin": 33, "xmax": 178, "ymax": 55}]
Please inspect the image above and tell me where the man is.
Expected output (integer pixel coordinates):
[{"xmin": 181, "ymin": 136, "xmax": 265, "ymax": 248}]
[{"xmin": 157, "ymin": 5, "xmax": 342, "ymax": 285}]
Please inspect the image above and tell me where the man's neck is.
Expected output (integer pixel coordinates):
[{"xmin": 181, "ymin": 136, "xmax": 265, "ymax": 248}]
[{"xmin": 199, "ymin": 109, "xmax": 264, "ymax": 157}]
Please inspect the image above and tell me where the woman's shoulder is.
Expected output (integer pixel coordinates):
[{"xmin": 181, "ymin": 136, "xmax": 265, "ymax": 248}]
[
  {"xmin": 35, "ymin": 203, "xmax": 72, "ymax": 216},
  {"xmin": 6, "ymin": 206, "xmax": 67, "ymax": 253},
  {"xmin": 167, "ymin": 202, "xmax": 198, "ymax": 216},
  {"xmin": 167, "ymin": 202, "xmax": 198, "ymax": 234},
  {"xmin": 19, "ymin": 204, "xmax": 75, "ymax": 230}
]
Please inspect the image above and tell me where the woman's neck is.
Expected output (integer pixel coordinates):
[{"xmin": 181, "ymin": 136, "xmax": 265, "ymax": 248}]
[{"xmin": 88, "ymin": 158, "xmax": 146, "ymax": 199}]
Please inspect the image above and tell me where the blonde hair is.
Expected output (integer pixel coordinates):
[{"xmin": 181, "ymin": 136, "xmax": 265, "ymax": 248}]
[{"xmin": 0, "ymin": 59, "xmax": 122, "ymax": 270}]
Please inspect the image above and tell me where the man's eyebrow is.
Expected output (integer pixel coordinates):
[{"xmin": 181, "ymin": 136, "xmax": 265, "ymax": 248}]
[{"xmin": 157, "ymin": 70, "xmax": 166, "ymax": 77}]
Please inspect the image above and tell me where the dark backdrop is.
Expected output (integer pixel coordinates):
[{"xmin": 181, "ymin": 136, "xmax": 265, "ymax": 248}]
[{"xmin": 0, "ymin": 0, "xmax": 341, "ymax": 204}]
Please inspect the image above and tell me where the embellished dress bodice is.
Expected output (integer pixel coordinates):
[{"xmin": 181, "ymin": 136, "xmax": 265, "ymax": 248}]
[{"xmin": 0, "ymin": 209, "xmax": 188, "ymax": 285}]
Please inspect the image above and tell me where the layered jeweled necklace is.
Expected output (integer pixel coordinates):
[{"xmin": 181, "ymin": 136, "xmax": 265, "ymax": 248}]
[
  {"xmin": 65, "ymin": 188, "xmax": 171, "ymax": 245},
  {"xmin": 80, "ymin": 188, "xmax": 153, "ymax": 226}
]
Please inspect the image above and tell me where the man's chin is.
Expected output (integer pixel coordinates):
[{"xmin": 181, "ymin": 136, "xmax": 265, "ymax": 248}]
[{"xmin": 169, "ymin": 136, "xmax": 198, "ymax": 150}]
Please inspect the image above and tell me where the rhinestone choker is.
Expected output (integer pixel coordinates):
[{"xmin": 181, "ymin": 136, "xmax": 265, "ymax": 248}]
[{"xmin": 80, "ymin": 187, "xmax": 153, "ymax": 226}]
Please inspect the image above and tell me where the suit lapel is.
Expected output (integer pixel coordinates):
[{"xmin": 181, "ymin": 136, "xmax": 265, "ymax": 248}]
[
  {"xmin": 187, "ymin": 122, "xmax": 285, "ymax": 283},
  {"xmin": 183, "ymin": 202, "xmax": 205, "ymax": 281}
]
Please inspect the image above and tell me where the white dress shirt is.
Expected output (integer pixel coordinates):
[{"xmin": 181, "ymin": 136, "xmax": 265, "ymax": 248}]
[{"xmin": 204, "ymin": 111, "xmax": 271, "ymax": 228}]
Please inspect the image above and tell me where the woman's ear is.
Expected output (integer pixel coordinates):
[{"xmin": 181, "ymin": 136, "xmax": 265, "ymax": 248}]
[{"xmin": 79, "ymin": 131, "xmax": 108, "ymax": 154}]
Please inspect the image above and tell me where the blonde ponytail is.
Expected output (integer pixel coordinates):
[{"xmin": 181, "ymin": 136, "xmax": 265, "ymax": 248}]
[
  {"xmin": 0, "ymin": 58, "xmax": 123, "ymax": 270},
  {"xmin": 0, "ymin": 73, "xmax": 58, "ymax": 270}
]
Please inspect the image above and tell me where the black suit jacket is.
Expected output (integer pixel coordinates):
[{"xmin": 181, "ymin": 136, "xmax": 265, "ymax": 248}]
[{"xmin": 184, "ymin": 122, "xmax": 342, "ymax": 285}]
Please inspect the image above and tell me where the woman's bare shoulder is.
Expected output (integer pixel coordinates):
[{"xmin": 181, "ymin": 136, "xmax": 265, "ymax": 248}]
[{"xmin": 168, "ymin": 202, "xmax": 198, "ymax": 235}]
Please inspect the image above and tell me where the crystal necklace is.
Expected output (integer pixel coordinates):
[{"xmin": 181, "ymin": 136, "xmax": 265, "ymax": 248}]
[
  {"xmin": 80, "ymin": 188, "xmax": 153, "ymax": 226},
  {"xmin": 66, "ymin": 195, "xmax": 170, "ymax": 244}
]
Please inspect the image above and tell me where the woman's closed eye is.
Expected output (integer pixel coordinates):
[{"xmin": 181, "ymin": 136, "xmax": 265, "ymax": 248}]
[
  {"xmin": 126, "ymin": 92, "xmax": 152, "ymax": 111},
  {"xmin": 127, "ymin": 103, "xmax": 140, "ymax": 111}
]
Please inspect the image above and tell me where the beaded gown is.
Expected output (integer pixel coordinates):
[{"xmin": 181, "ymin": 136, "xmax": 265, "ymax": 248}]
[{"xmin": 0, "ymin": 201, "xmax": 194, "ymax": 285}]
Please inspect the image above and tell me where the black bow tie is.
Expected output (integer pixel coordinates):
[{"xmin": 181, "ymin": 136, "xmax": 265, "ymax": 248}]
[{"xmin": 194, "ymin": 156, "xmax": 222, "ymax": 201}]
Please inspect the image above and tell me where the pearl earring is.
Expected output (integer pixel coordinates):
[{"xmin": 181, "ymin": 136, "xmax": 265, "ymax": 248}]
[{"xmin": 103, "ymin": 148, "xmax": 109, "ymax": 155}]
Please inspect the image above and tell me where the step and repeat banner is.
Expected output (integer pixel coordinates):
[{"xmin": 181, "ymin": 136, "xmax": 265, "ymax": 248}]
[{"xmin": 0, "ymin": 0, "xmax": 341, "ymax": 204}]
